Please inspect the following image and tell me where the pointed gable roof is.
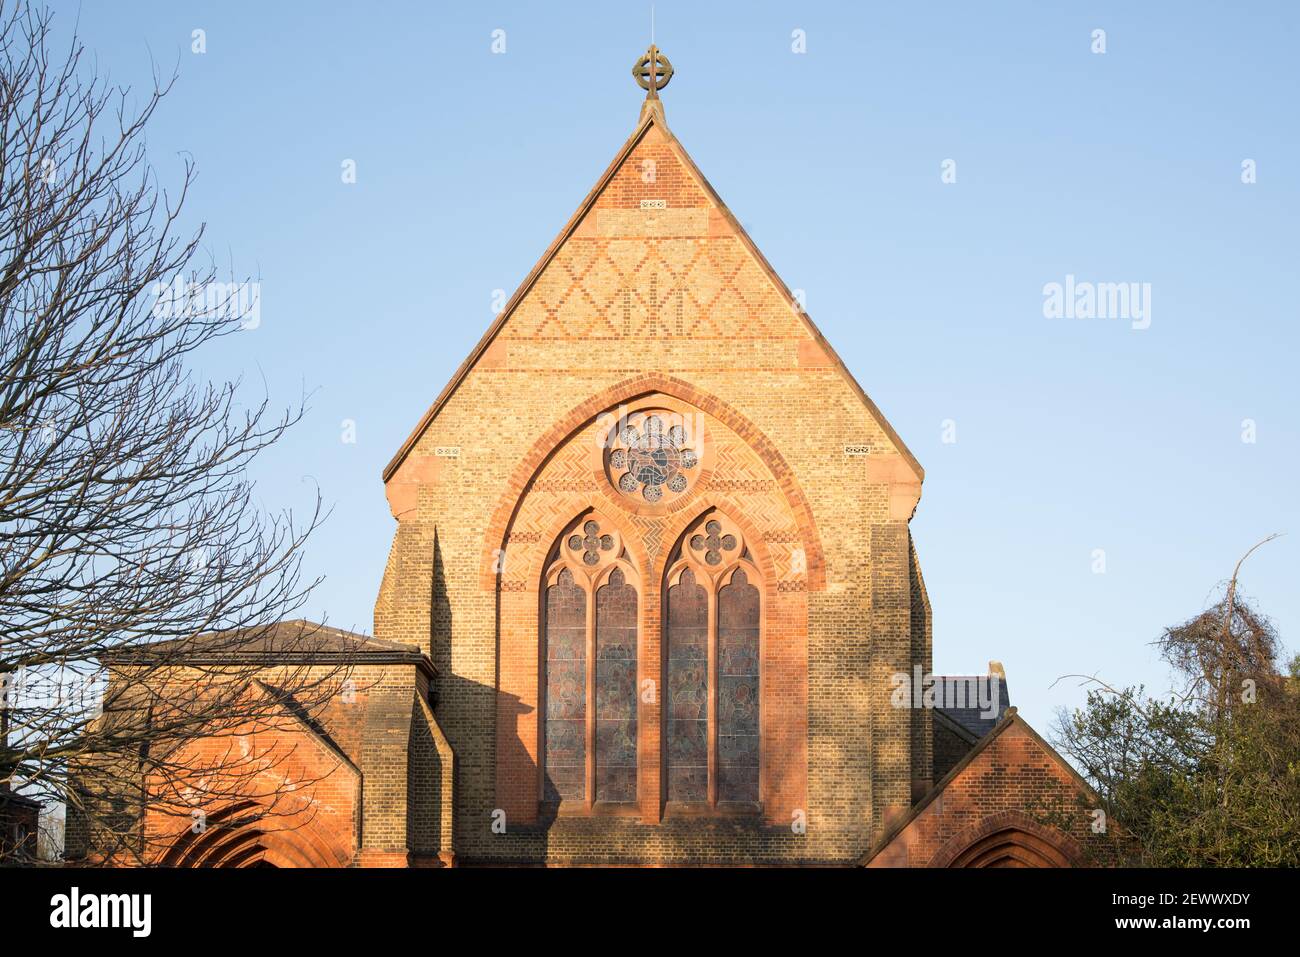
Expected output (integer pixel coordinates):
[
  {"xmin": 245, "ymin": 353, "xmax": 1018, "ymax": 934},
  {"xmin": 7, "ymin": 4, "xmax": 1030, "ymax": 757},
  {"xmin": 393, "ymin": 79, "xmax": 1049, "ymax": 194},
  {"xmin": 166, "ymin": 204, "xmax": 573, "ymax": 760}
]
[
  {"xmin": 383, "ymin": 103, "xmax": 923, "ymax": 484},
  {"xmin": 859, "ymin": 708, "xmax": 1105, "ymax": 866}
]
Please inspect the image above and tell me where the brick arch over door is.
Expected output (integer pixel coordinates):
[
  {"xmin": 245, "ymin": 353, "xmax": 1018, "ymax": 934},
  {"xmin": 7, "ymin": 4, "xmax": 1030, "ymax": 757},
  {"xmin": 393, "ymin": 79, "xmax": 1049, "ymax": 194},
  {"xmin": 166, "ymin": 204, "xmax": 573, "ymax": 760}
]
[
  {"xmin": 928, "ymin": 812, "xmax": 1083, "ymax": 868},
  {"xmin": 478, "ymin": 373, "xmax": 825, "ymax": 592},
  {"xmin": 158, "ymin": 802, "xmax": 351, "ymax": 868}
]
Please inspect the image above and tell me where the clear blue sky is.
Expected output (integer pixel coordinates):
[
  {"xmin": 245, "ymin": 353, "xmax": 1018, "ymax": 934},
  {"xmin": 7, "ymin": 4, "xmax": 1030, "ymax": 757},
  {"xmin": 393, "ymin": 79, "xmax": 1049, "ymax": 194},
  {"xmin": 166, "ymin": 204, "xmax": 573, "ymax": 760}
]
[{"xmin": 54, "ymin": 1, "xmax": 1298, "ymax": 731}]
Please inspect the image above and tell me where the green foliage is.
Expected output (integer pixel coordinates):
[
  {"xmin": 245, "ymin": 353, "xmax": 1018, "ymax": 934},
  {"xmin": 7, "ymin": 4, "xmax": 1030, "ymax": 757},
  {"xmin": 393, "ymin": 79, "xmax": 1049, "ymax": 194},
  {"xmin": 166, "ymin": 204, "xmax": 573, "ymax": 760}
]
[{"xmin": 1053, "ymin": 595, "xmax": 1300, "ymax": 866}]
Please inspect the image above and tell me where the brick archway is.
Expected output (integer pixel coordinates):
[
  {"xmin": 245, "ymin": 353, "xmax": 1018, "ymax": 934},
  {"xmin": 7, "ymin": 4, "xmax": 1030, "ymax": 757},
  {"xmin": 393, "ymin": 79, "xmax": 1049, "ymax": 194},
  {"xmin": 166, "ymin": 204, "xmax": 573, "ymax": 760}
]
[
  {"xmin": 158, "ymin": 801, "xmax": 352, "ymax": 868},
  {"xmin": 491, "ymin": 375, "xmax": 812, "ymax": 826},
  {"xmin": 478, "ymin": 374, "xmax": 825, "ymax": 591},
  {"xmin": 928, "ymin": 811, "xmax": 1082, "ymax": 868}
]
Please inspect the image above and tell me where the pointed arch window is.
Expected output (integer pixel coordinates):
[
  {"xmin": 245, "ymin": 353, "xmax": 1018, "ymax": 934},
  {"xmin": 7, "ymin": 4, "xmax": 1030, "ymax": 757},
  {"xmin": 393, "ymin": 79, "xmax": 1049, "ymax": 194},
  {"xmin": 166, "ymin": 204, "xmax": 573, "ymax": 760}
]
[
  {"xmin": 665, "ymin": 511, "xmax": 761, "ymax": 808},
  {"xmin": 542, "ymin": 516, "xmax": 640, "ymax": 809}
]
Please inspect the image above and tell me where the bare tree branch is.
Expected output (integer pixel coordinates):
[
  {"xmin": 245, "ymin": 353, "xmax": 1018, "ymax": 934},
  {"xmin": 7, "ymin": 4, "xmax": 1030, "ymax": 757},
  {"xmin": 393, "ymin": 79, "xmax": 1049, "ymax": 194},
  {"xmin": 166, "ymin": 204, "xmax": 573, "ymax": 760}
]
[{"xmin": 0, "ymin": 1, "xmax": 348, "ymax": 866}]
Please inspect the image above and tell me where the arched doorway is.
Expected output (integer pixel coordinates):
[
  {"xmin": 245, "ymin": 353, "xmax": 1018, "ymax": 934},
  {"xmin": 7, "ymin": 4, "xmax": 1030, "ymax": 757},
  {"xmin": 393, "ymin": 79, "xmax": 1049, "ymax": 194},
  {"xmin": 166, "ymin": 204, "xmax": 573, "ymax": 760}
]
[
  {"xmin": 930, "ymin": 813, "xmax": 1081, "ymax": 868},
  {"xmin": 947, "ymin": 826, "xmax": 1074, "ymax": 868},
  {"xmin": 158, "ymin": 802, "xmax": 346, "ymax": 868}
]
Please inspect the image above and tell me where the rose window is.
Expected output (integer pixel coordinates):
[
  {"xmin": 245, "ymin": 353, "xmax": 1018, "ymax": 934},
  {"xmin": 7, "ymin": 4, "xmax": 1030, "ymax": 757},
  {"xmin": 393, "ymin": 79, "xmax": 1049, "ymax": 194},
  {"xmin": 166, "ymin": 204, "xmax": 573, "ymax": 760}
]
[{"xmin": 608, "ymin": 413, "xmax": 699, "ymax": 504}]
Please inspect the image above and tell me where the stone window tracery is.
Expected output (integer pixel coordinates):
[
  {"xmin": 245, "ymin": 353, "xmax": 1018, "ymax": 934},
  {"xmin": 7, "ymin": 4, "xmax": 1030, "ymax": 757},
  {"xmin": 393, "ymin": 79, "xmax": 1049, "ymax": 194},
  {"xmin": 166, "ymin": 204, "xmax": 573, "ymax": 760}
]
[
  {"xmin": 542, "ymin": 515, "xmax": 639, "ymax": 808},
  {"xmin": 604, "ymin": 409, "xmax": 703, "ymax": 507},
  {"xmin": 539, "ymin": 507, "xmax": 763, "ymax": 815},
  {"xmin": 664, "ymin": 510, "xmax": 761, "ymax": 808}
]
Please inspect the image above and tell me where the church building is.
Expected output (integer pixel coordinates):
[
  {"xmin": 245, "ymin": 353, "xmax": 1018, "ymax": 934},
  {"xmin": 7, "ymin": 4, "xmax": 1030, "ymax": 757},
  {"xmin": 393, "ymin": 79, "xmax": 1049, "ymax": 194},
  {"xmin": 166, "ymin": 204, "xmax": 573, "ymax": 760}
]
[{"xmin": 99, "ymin": 49, "xmax": 1107, "ymax": 868}]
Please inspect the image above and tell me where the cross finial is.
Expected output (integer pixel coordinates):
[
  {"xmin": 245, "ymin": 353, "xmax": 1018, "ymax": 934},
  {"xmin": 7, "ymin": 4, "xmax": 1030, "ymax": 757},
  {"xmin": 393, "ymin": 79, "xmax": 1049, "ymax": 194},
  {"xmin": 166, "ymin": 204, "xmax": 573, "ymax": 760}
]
[{"xmin": 633, "ymin": 44, "xmax": 673, "ymax": 99}]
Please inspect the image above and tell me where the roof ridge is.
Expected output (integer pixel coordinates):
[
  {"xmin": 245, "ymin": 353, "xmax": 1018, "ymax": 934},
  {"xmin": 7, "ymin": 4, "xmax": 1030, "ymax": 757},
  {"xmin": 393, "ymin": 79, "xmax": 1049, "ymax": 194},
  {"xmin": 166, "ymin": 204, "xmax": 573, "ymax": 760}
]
[{"xmin": 858, "ymin": 707, "xmax": 1020, "ymax": 866}]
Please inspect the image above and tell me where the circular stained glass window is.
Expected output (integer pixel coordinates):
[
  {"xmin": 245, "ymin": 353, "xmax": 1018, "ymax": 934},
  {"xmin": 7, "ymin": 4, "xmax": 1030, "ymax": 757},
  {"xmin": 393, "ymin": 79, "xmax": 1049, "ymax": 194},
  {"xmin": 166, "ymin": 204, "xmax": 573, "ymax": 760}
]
[{"xmin": 607, "ymin": 411, "xmax": 701, "ymax": 505}]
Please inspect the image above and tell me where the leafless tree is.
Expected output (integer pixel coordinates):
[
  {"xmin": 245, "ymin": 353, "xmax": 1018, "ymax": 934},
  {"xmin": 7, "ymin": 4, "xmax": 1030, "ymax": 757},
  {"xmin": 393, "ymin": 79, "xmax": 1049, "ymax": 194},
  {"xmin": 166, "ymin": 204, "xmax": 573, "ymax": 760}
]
[
  {"xmin": 0, "ymin": 1, "xmax": 350, "ymax": 865},
  {"xmin": 1155, "ymin": 534, "xmax": 1283, "ymax": 717}
]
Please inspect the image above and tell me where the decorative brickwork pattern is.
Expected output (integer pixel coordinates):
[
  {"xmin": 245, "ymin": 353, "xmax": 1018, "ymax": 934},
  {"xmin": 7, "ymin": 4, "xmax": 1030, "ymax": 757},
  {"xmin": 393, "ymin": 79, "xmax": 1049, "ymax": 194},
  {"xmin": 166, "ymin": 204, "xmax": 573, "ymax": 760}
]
[
  {"xmin": 91, "ymin": 100, "xmax": 1100, "ymax": 869},
  {"xmin": 77, "ymin": 88, "xmax": 1104, "ymax": 869},
  {"xmin": 376, "ymin": 110, "xmax": 928, "ymax": 865}
]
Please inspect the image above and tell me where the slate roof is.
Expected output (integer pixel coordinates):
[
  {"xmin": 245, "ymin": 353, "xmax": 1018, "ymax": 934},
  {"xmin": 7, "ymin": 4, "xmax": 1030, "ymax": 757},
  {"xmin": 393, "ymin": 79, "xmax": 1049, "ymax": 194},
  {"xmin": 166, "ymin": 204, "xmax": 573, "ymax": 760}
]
[
  {"xmin": 933, "ymin": 674, "xmax": 1011, "ymax": 739},
  {"xmin": 101, "ymin": 619, "xmax": 436, "ymax": 677}
]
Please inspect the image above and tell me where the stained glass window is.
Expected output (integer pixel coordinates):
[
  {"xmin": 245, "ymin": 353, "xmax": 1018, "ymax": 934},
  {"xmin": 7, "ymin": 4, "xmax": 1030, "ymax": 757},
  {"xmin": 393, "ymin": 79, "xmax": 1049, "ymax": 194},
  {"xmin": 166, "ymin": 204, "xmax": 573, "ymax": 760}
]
[
  {"xmin": 542, "ymin": 510, "xmax": 760, "ymax": 814},
  {"xmin": 544, "ymin": 567, "xmax": 586, "ymax": 802},
  {"xmin": 595, "ymin": 568, "xmax": 638, "ymax": 802},
  {"xmin": 569, "ymin": 520, "xmax": 614, "ymax": 566},
  {"xmin": 717, "ymin": 569, "xmax": 760, "ymax": 803},
  {"xmin": 665, "ymin": 513, "xmax": 761, "ymax": 810},
  {"xmin": 608, "ymin": 412, "xmax": 700, "ymax": 504},
  {"xmin": 543, "ymin": 517, "xmax": 640, "ymax": 808},
  {"xmin": 690, "ymin": 519, "xmax": 737, "ymax": 567},
  {"xmin": 666, "ymin": 568, "xmax": 708, "ymax": 802}
]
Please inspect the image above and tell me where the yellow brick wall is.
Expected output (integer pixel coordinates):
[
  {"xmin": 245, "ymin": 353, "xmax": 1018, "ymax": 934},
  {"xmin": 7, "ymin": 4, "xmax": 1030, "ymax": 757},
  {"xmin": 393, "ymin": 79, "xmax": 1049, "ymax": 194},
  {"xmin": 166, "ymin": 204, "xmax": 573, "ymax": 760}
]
[{"xmin": 375, "ymin": 114, "xmax": 926, "ymax": 864}]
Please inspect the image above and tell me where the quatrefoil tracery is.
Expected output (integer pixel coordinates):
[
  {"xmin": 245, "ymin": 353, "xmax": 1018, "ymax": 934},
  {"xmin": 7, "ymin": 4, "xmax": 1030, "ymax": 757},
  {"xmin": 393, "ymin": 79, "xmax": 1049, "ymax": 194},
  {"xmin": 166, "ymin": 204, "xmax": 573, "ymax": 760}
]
[
  {"xmin": 676, "ymin": 512, "xmax": 747, "ymax": 584},
  {"xmin": 568, "ymin": 520, "xmax": 614, "ymax": 566},
  {"xmin": 690, "ymin": 519, "xmax": 737, "ymax": 567},
  {"xmin": 556, "ymin": 516, "xmax": 626, "ymax": 580}
]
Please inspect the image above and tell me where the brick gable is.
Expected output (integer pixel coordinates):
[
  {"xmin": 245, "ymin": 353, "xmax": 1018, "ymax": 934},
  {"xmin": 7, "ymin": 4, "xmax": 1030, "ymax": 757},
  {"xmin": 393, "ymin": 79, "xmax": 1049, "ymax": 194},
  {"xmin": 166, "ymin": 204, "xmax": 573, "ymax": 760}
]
[
  {"xmin": 371, "ymin": 100, "xmax": 932, "ymax": 864},
  {"xmin": 865, "ymin": 712, "xmax": 1115, "ymax": 867}
]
